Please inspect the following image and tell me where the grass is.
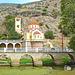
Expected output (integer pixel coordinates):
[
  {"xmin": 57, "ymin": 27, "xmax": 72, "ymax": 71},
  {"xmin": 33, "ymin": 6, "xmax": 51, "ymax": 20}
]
[
  {"xmin": 41, "ymin": 58, "xmax": 52, "ymax": 62},
  {"xmin": 0, "ymin": 67, "xmax": 75, "ymax": 75},
  {"xmin": 20, "ymin": 58, "xmax": 32, "ymax": 63},
  {"xmin": 0, "ymin": 67, "xmax": 50, "ymax": 75},
  {"xmin": 62, "ymin": 57, "xmax": 69, "ymax": 62},
  {"xmin": 0, "ymin": 58, "xmax": 11, "ymax": 63}
]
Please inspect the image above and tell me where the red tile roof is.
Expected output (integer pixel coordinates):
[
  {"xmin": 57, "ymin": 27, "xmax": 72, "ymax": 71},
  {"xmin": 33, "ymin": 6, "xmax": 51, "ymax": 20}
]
[{"xmin": 28, "ymin": 21, "xmax": 39, "ymax": 25}]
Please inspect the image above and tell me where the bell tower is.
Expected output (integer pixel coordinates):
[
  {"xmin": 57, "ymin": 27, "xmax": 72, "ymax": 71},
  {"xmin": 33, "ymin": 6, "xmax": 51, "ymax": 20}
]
[{"xmin": 15, "ymin": 17, "xmax": 21, "ymax": 34}]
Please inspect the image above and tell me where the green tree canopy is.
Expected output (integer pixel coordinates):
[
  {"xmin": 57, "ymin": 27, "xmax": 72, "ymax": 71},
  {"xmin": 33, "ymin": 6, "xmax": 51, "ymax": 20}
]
[
  {"xmin": 69, "ymin": 35, "xmax": 75, "ymax": 51},
  {"xmin": 44, "ymin": 30, "xmax": 54, "ymax": 39},
  {"xmin": 3, "ymin": 15, "xmax": 21, "ymax": 39},
  {"xmin": 59, "ymin": 0, "xmax": 75, "ymax": 36}
]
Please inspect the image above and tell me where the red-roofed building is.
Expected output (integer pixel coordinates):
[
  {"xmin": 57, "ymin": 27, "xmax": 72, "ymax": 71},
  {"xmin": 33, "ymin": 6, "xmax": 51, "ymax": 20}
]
[{"xmin": 25, "ymin": 21, "xmax": 44, "ymax": 40}]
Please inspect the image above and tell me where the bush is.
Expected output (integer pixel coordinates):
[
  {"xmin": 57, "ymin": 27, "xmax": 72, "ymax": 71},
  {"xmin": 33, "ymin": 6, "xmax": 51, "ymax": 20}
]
[
  {"xmin": 39, "ymin": 22, "xmax": 43, "ymax": 26},
  {"xmin": 0, "ymin": 34, "xmax": 5, "ymax": 38},
  {"xmin": 45, "ymin": 6, "xmax": 48, "ymax": 8},
  {"xmin": 44, "ymin": 30, "xmax": 54, "ymax": 39},
  {"xmin": 20, "ymin": 58, "xmax": 32, "ymax": 63},
  {"xmin": 0, "ymin": 58, "xmax": 11, "ymax": 63},
  {"xmin": 41, "ymin": 58, "xmax": 52, "ymax": 62},
  {"xmin": 43, "ymin": 9, "xmax": 47, "ymax": 12},
  {"xmin": 52, "ymin": 9, "xmax": 60, "ymax": 19},
  {"xmin": 37, "ymin": 8, "xmax": 41, "ymax": 10},
  {"xmin": 17, "ymin": 4, "xmax": 22, "ymax": 8},
  {"xmin": 54, "ymin": 3, "xmax": 57, "ymax": 7},
  {"xmin": 62, "ymin": 57, "xmax": 69, "ymax": 62}
]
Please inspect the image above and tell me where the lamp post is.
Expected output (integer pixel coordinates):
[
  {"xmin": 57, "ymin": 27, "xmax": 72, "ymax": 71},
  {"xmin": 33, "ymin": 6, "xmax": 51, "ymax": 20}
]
[{"xmin": 62, "ymin": 25, "xmax": 63, "ymax": 52}]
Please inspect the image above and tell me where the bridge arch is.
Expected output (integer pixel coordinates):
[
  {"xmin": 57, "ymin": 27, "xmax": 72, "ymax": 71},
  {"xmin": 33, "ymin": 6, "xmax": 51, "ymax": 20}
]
[
  {"xmin": 0, "ymin": 43, "xmax": 6, "ymax": 48},
  {"xmin": 41, "ymin": 54, "xmax": 54, "ymax": 61},
  {"xmin": 0, "ymin": 54, "xmax": 10, "ymax": 59},
  {"xmin": 68, "ymin": 54, "xmax": 74, "ymax": 61},
  {"xmin": 20, "ymin": 54, "xmax": 34, "ymax": 65}
]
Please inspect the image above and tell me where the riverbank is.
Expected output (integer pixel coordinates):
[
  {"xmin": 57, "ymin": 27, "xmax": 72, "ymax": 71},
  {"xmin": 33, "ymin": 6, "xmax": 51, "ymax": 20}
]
[{"xmin": 0, "ymin": 67, "xmax": 75, "ymax": 75}]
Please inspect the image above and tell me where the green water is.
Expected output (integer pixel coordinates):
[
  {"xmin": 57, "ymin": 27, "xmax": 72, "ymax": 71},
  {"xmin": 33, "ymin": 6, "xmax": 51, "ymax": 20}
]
[{"xmin": 0, "ymin": 66, "xmax": 75, "ymax": 75}]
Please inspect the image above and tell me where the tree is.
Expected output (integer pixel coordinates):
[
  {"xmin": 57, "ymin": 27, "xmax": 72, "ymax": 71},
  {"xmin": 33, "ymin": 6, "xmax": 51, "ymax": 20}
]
[
  {"xmin": 59, "ymin": 0, "xmax": 75, "ymax": 36},
  {"xmin": 44, "ymin": 30, "xmax": 54, "ymax": 39},
  {"xmin": 0, "ymin": 34, "xmax": 5, "ymax": 38},
  {"xmin": 3, "ymin": 15, "xmax": 21, "ymax": 39},
  {"xmin": 17, "ymin": 4, "xmax": 22, "ymax": 8},
  {"xmin": 69, "ymin": 35, "xmax": 75, "ymax": 51},
  {"xmin": 39, "ymin": 22, "xmax": 43, "ymax": 26}
]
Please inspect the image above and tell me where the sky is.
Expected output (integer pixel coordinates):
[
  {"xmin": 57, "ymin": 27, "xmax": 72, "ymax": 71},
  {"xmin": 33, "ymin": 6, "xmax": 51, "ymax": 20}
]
[{"xmin": 0, "ymin": 0, "xmax": 41, "ymax": 4}]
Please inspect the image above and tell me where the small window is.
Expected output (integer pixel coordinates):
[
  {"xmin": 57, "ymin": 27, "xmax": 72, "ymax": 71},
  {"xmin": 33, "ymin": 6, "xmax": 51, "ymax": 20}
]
[
  {"xmin": 35, "ymin": 35, "xmax": 36, "ymax": 38},
  {"xmin": 17, "ymin": 25, "xmax": 19, "ymax": 28},
  {"xmin": 32, "ymin": 25, "xmax": 33, "ymax": 28},
  {"xmin": 38, "ymin": 35, "xmax": 39, "ymax": 38},
  {"xmin": 16, "ymin": 19, "xmax": 20, "ymax": 21}
]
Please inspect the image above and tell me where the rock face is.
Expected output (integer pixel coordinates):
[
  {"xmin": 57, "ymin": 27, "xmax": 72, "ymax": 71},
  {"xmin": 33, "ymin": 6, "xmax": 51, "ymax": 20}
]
[{"xmin": 0, "ymin": 0, "xmax": 63, "ymax": 44}]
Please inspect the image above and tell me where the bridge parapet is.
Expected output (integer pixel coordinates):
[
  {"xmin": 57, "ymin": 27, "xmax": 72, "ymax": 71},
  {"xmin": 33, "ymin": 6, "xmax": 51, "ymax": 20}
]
[{"xmin": 0, "ymin": 48, "xmax": 73, "ymax": 53}]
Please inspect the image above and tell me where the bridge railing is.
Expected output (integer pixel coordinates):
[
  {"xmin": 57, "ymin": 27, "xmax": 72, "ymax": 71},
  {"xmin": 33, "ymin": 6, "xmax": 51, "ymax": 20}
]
[{"xmin": 0, "ymin": 48, "xmax": 73, "ymax": 52}]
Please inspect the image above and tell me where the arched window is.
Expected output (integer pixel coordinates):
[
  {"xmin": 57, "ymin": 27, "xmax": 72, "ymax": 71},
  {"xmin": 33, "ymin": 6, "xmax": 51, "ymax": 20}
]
[
  {"xmin": 16, "ymin": 19, "xmax": 20, "ymax": 21},
  {"xmin": 0, "ymin": 43, "xmax": 6, "ymax": 48},
  {"xmin": 17, "ymin": 25, "xmax": 19, "ymax": 28},
  {"xmin": 8, "ymin": 43, "xmax": 13, "ymax": 48},
  {"xmin": 15, "ymin": 43, "xmax": 20, "ymax": 48}
]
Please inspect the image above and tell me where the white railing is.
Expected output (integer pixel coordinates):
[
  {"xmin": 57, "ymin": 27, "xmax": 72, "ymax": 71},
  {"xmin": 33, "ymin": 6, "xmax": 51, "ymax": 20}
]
[{"xmin": 0, "ymin": 48, "xmax": 73, "ymax": 53}]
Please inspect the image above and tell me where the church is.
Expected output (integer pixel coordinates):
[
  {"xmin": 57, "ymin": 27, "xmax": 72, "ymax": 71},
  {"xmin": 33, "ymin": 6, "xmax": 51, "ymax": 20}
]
[{"xmin": 15, "ymin": 17, "xmax": 45, "ymax": 49}]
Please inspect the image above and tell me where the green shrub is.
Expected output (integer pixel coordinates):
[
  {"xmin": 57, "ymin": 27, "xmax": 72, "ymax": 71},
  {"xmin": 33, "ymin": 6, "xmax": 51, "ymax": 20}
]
[
  {"xmin": 43, "ymin": 9, "xmax": 47, "ymax": 12},
  {"xmin": 52, "ymin": 9, "xmax": 60, "ymax": 19},
  {"xmin": 0, "ymin": 34, "xmax": 5, "ymax": 38},
  {"xmin": 41, "ymin": 58, "xmax": 52, "ymax": 62},
  {"xmin": 37, "ymin": 8, "xmax": 41, "ymax": 10},
  {"xmin": 44, "ymin": 30, "xmax": 54, "ymax": 39},
  {"xmin": 62, "ymin": 57, "xmax": 69, "ymax": 62},
  {"xmin": 20, "ymin": 58, "xmax": 32, "ymax": 63},
  {"xmin": 54, "ymin": 3, "xmax": 57, "ymax": 7},
  {"xmin": 45, "ymin": 6, "xmax": 48, "ymax": 8},
  {"xmin": 17, "ymin": 4, "xmax": 22, "ymax": 8},
  {"xmin": 0, "ymin": 58, "xmax": 11, "ymax": 63},
  {"xmin": 39, "ymin": 22, "xmax": 43, "ymax": 26}
]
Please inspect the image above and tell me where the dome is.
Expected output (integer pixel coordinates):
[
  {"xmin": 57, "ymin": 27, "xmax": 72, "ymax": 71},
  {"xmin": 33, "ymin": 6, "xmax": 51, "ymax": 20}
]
[{"xmin": 28, "ymin": 21, "xmax": 39, "ymax": 25}]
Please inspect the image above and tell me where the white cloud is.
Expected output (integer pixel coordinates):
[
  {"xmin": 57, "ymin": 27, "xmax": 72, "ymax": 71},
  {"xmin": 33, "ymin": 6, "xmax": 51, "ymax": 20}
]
[{"xmin": 29, "ymin": 0, "xmax": 41, "ymax": 2}]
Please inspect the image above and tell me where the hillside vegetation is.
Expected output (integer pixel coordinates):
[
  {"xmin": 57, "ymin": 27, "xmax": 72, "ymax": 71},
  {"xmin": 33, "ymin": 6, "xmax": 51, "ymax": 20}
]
[{"xmin": 3, "ymin": 15, "xmax": 21, "ymax": 39}]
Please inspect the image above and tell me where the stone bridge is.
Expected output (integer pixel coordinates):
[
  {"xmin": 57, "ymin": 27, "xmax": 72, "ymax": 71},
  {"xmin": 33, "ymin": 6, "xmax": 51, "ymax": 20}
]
[
  {"xmin": 0, "ymin": 52, "xmax": 75, "ymax": 66},
  {"xmin": 0, "ymin": 52, "xmax": 75, "ymax": 61}
]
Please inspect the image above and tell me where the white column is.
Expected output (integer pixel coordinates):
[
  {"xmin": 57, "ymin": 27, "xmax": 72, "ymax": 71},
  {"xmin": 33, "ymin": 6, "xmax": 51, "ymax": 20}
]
[
  {"xmin": 4, "ymin": 48, "xmax": 6, "ymax": 52},
  {"xmin": 25, "ymin": 41, "xmax": 27, "ymax": 52},
  {"xmin": 6, "ymin": 43, "xmax": 8, "ymax": 49},
  {"xmin": 13, "ymin": 43, "xmax": 15, "ymax": 49}
]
